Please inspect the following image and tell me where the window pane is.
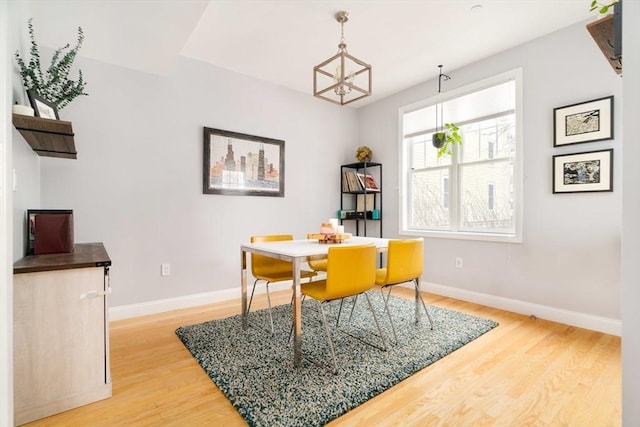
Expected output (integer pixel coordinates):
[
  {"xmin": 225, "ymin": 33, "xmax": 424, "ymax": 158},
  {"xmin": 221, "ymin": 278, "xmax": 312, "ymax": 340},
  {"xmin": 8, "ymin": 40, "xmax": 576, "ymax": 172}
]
[
  {"xmin": 461, "ymin": 115, "xmax": 515, "ymax": 163},
  {"xmin": 408, "ymin": 134, "xmax": 451, "ymax": 169},
  {"xmin": 402, "ymin": 80, "xmax": 515, "ymax": 136},
  {"xmin": 403, "ymin": 105, "xmax": 436, "ymax": 136},
  {"xmin": 409, "ymin": 169, "xmax": 450, "ymax": 229},
  {"xmin": 460, "ymin": 160, "xmax": 513, "ymax": 231}
]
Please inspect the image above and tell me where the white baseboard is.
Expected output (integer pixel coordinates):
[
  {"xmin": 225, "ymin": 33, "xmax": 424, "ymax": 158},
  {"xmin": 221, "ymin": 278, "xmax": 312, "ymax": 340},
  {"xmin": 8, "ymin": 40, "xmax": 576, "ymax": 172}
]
[
  {"xmin": 108, "ymin": 282, "xmax": 291, "ymax": 322},
  {"xmin": 421, "ymin": 282, "xmax": 621, "ymax": 336},
  {"xmin": 110, "ymin": 281, "xmax": 621, "ymax": 336}
]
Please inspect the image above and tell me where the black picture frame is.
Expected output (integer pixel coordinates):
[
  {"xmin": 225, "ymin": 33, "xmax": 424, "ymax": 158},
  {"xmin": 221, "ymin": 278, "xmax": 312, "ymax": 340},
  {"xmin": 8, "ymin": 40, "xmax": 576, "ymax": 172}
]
[
  {"xmin": 552, "ymin": 149, "xmax": 613, "ymax": 194},
  {"xmin": 553, "ymin": 96, "xmax": 613, "ymax": 147},
  {"xmin": 26, "ymin": 90, "xmax": 60, "ymax": 120},
  {"xmin": 203, "ymin": 127, "xmax": 285, "ymax": 197}
]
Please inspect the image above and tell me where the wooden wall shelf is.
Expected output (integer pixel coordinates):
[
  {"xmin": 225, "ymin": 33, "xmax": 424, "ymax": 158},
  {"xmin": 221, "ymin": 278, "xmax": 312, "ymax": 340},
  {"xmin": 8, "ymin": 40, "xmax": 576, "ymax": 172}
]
[
  {"xmin": 12, "ymin": 113, "xmax": 77, "ymax": 159},
  {"xmin": 586, "ymin": 14, "xmax": 622, "ymax": 75}
]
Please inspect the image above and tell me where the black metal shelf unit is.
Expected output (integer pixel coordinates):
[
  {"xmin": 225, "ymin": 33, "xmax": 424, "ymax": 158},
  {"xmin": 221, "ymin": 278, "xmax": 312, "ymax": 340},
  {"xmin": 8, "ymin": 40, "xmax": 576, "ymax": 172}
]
[{"xmin": 339, "ymin": 162, "xmax": 382, "ymax": 238}]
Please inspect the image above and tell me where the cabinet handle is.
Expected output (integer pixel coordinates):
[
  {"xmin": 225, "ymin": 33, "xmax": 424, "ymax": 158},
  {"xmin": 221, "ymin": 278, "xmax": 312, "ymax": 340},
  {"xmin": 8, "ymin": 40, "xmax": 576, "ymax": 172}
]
[{"xmin": 80, "ymin": 287, "xmax": 112, "ymax": 300}]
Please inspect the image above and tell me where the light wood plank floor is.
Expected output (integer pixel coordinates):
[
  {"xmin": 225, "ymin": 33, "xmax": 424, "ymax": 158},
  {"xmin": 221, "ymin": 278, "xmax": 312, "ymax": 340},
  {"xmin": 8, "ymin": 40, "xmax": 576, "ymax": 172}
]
[{"xmin": 23, "ymin": 288, "xmax": 621, "ymax": 426}]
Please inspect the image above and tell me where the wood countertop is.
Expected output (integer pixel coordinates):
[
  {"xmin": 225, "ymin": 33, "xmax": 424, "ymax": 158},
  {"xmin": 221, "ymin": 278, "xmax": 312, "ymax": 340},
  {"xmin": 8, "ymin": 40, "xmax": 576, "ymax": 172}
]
[{"xmin": 14, "ymin": 242, "xmax": 111, "ymax": 274}]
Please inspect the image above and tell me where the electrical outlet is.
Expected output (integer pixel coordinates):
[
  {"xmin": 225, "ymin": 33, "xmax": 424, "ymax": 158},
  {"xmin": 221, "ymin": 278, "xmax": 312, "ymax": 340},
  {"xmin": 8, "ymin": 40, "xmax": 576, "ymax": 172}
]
[
  {"xmin": 455, "ymin": 257, "xmax": 463, "ymax": 268},
  {"xmin": 161, "ymin": 263, "xmax": 171, "ymax": 276}
]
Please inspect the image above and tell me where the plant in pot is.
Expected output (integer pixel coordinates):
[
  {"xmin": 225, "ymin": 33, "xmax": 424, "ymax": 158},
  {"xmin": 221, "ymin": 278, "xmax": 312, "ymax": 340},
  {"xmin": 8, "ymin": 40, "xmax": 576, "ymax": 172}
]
[
  {"xmin": 14, "ymin": 18, "xmax": 88, "ymax": 112},
  {"xmin": 432, "ymin": 122, "xmax": 463, "ymax": 158},
  {"xmin": 432, "ymin": 65, "xmax": 463, "ymax": 158}
]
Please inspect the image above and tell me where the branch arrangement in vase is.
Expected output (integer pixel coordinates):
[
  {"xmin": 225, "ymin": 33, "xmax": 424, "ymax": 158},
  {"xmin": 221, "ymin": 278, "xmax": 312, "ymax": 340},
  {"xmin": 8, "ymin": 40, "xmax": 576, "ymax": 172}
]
[{"xmin": 15, "ymin": 18, "xmax": 88, "ymax": 110}]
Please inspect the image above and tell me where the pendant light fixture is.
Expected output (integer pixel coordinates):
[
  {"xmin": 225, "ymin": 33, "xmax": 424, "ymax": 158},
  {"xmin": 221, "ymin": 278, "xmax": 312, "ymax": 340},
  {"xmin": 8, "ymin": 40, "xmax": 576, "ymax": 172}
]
[{"xmin": 313, "ymin": 11, "xmax": 372, "ymax": 106}]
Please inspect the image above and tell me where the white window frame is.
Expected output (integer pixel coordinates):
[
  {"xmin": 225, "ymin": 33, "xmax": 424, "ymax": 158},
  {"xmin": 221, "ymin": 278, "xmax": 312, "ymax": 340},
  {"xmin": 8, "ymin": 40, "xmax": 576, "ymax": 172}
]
[{"xmin": 398, "ymin": 68, "xmax": 523, "ymax": 243}]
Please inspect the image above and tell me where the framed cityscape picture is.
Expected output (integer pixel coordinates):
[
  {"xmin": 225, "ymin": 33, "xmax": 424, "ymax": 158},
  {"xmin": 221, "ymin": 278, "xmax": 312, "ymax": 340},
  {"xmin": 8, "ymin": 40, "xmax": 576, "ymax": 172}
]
[
  {"xmin": 552, "ymin": 149, "xmax": 613, "ymax": 194},
  {"xmin": 553, "ymin": 96, "xmax": 613, "ymax": 146},
  {"xmin": 203, "ymin": 127, "xmax": 285, "ymax": 197}
]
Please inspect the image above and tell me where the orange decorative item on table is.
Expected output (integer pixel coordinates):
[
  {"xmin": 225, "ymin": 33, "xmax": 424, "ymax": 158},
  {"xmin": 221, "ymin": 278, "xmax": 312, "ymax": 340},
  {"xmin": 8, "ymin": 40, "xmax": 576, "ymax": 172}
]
[{"xmin": 309, "ymin": 222, "xmax": 352, "ymax": 244}]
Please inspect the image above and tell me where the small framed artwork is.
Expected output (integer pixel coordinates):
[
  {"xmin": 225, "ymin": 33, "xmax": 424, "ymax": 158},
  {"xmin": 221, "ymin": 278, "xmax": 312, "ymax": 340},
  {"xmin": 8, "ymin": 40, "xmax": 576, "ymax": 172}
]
[
  {"xmin": 27, "ymin": 90, "xmax": 60, "ymax": 120},
  {"xmin": 553, "ymin": 96, "xmax": 613, "ymax": 146},
  {"xmin": 552, "ymin": 149, "xmax": 613, "ymax": 194},
  {"xmin": 203, "ymin": 127, "xmax": 285, "ymax": 197}
]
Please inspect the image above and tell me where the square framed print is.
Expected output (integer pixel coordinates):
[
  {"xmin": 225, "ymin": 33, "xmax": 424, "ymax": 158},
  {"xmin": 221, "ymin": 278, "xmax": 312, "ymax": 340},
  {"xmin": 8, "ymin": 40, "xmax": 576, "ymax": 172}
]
[
  {"xmin": 553, "ymin": 96, "xmax": 613, "ymax": 146},
  {"xmin": 552, "ymin": 149, "xmax": 613, "ymax": 194},
  {"xmin": 26, "ymin": 90, "xmax": 60, "ymax": 120},
  {"xmin": 203, "ymin": 127, "xmax": 284, "ymax": 197}
]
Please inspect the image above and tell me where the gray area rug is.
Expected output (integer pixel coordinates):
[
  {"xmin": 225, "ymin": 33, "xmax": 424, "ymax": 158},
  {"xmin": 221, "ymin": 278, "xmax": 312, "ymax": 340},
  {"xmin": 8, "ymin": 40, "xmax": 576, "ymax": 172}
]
[{"xmin": 175, "ymin": 292, "xmax": 498, "ymax": 427}]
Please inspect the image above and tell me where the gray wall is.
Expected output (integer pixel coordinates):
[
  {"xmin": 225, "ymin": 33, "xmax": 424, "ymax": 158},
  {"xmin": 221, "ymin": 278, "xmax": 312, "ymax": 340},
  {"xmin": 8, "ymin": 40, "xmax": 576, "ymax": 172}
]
[
  {"xmin": 35, "ymin": 55, "xmax": 358, "ymax": 307},
  {"xmin": 358, "ymin": 21, "xmax": 622, "ymax": 321}
]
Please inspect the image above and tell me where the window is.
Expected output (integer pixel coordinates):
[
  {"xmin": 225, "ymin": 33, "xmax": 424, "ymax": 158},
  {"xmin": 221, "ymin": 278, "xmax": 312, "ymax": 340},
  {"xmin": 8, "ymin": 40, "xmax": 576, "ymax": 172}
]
[{"xmin": 400, "ymin": 69, "xmax": 522, "ymax": 242}]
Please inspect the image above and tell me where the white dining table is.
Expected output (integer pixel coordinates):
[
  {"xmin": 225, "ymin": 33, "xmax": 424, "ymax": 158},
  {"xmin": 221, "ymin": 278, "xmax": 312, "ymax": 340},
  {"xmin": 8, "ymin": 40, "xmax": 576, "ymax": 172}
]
[{"xmin": 240, "ymin": 236, "xmax": 390, "ymax": 367}]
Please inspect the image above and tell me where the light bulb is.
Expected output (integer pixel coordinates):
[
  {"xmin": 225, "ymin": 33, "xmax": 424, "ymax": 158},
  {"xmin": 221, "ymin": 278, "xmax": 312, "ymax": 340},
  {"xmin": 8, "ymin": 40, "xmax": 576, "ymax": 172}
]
[{"xmin": 334, "ymin": 65, "xmax": 354, "ymax": 95}]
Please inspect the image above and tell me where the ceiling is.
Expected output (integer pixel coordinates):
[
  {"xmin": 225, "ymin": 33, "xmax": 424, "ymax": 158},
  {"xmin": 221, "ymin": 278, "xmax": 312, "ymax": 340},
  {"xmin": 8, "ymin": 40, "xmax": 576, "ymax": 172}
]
[{"xmin": 26, "ymin": 0, "xmax": 595, "ymax": 108}]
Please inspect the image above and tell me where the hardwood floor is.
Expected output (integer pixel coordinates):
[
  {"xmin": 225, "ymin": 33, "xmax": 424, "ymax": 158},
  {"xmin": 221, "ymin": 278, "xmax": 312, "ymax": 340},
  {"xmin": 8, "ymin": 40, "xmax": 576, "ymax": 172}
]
[{"xmin": 23, "ymin": 288, "xmax": 621, "ymax": 426}]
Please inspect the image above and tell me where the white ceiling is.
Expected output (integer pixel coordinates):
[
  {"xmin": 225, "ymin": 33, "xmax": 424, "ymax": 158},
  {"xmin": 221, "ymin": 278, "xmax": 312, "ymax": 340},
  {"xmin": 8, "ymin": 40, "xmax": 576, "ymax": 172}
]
[{"xmin": 27, "ymin": 0, "xmax": 595, "ymax": 108}]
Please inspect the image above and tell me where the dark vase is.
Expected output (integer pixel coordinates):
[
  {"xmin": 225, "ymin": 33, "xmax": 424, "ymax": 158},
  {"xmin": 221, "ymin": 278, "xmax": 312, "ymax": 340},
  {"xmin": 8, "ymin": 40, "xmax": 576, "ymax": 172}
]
[{"xmin": 432, "ymin": 133, "xmax": 446, "ymax": 149}]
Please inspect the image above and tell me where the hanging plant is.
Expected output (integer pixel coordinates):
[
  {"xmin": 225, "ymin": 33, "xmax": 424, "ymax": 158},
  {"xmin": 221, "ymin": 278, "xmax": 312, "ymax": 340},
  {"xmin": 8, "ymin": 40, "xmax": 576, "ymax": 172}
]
[
  {"xmin": 589, "ymin": 0, "xmax": 618, "ymax": 13},
  {"xmin": 432, "ymin": 65, "xmax": 462, "ymax": 158},
  {"xmin": 15, "ymin": 18, "xmax": 88, "ymax": 110},
  {"xmin": 433, "ymin": 122, "xmax": 462, "ymax": 158}
]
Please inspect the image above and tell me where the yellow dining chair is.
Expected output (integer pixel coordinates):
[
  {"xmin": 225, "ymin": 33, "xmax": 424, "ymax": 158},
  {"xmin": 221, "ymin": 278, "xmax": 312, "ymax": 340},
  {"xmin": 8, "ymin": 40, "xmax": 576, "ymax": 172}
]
[
  {"xmin": 299, "ymin": 243, "xmax": 386, "ymax": 374},
  {"xmin": 306, "ymin": 234, "xmax": 328, "ymax": 273},
  {"xmin": 375, "ymin": 238, "xmax": 433, "ymax": 344},
  {"xmin": 249, "ymin": 234, "xmax": 317, "ymax": 334}
]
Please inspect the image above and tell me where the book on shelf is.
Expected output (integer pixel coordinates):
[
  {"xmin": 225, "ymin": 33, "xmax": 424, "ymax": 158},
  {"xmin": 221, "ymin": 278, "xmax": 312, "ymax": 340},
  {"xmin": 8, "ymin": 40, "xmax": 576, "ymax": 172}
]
[
  {"xmin": 342, "ymin": 171, "xmax": 351, "ymax": 192},
  {"xmin": 343, "ymin": 170, "xmax": 362, "ymax": 192},
  {"xmin": 356, "ymin": 193, "xmax": 375, "ymax": 212},
  {"xmin": 356, "ymin": 173, "xmax": 380, "ymax": 191}
]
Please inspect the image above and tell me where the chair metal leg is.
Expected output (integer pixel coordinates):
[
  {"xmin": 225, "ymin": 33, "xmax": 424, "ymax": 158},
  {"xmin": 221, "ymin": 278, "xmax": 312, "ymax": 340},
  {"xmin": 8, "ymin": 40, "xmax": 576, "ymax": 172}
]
[
  {"xmin": 380, "ymin": 286, "xmax": 398, "ymax": 345},
  {"xmin": 317, "ymin": 301, "xmax": 339, "ymax": 374},
  {"xmin": 364, "ymin": 292, "xmax": 388, "ymax": 351},
  {"xmin": 337, "ymin": 292, "xmax": 388, "ymax": 352},
  {"xmin": 247, "ymin": 279, "xmax": 260, "ymax": 315},
  {"xmin": 414, "ymin": 279, "xmax": 434, "ymax": 329},
  {"xmin": 247, "ymin": 279, "xmax": 276, "ymax": 334},
  {"xmin": 336, "ymin": 295, "xmax": 359, "ymax": 326},
  {"xmin": 265, "ymin": 282, "xmax": 275, "ymax": 334},
  {"xmin": 347, "ymin": 295, "xmax": 359, "ymax": 323},
  {"xmin": 336, "ymin": 298, "xmax": 344, "ymax": 326}
]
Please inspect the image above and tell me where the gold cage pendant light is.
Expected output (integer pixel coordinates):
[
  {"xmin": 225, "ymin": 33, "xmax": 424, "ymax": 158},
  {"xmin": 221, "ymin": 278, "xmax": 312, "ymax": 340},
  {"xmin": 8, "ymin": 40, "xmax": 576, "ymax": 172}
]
[{"xmin": 313, "ymin": 11, "xmax": 372, "ymax": 106}]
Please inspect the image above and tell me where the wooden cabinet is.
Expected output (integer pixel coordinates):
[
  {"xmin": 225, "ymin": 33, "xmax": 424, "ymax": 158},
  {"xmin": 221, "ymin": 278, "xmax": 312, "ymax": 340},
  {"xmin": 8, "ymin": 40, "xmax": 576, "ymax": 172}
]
[{"xmin": 13, "ymin": 243, "xmax": 112, "ymax": 425}]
